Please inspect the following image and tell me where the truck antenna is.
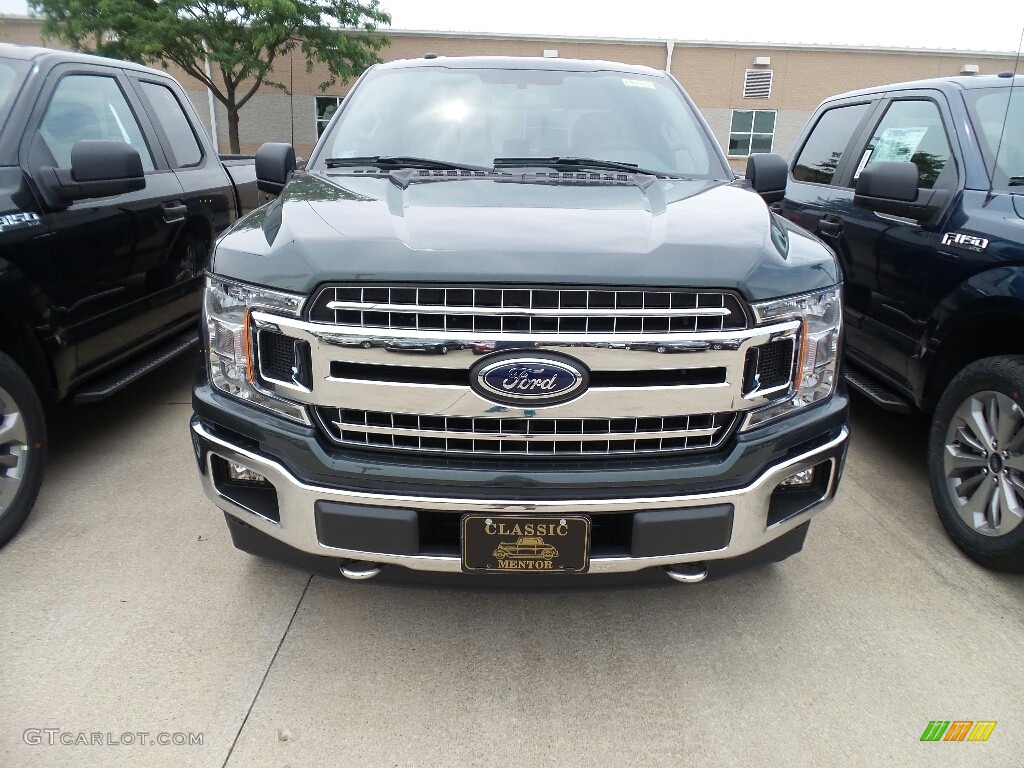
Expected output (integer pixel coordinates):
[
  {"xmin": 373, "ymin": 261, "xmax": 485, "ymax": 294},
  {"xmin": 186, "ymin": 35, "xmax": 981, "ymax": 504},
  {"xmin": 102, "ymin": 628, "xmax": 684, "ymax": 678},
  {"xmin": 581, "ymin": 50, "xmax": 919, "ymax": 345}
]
[{"xmin": 990, "ymin": 26, "xmax": 1024, "ymax": 192}]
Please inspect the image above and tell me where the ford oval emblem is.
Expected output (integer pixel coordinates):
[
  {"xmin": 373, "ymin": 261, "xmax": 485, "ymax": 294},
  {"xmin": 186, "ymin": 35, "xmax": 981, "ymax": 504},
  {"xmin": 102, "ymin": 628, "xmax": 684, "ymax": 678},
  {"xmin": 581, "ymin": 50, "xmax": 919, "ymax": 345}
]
[{"xmin": 470, "ymin": 353, "xmax": 589, "ymax": 407}]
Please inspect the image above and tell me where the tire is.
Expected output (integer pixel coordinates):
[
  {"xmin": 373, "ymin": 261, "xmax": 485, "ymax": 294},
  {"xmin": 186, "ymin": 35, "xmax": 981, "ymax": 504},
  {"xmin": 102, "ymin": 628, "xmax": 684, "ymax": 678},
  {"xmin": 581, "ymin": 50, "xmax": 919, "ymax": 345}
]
[
  {"xmin": 0, "ymin": 352, "xmax": 47, "ymax": 547},
  {"xmin": 928, "ymin": 355, "xmax": 1024, "ymax": 572}
]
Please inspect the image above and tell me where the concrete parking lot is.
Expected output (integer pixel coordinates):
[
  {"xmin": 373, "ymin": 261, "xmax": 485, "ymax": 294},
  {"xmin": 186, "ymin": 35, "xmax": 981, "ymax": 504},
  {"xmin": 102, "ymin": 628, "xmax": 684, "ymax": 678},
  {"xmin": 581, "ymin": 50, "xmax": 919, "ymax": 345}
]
[{"xmin": 1, "ymin": 354, "xmax": 1021, "ymax": 768}]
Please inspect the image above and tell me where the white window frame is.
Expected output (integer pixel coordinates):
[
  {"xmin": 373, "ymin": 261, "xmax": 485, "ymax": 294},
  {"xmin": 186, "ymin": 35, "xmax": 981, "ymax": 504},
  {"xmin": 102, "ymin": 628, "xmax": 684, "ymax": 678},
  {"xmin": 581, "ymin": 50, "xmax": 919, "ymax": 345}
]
[
  {"xmin": 728, "ymin": 109, "xmax": 777, "ymax": 158},
  {"xmin": 316, "ymin": 96, "xmax": 344, "ymax": 138}
]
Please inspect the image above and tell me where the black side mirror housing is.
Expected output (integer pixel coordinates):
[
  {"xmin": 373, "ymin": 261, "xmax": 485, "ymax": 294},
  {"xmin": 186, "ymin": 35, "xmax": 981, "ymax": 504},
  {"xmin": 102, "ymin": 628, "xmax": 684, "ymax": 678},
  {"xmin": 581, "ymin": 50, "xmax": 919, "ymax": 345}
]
[
  {"xmin": 854, "ymin": 161, "xmax": 947, "ymax": 221},
  {"xmin": 39, "ymin": 140, "xmax": 145, "ymax": 207},
  {"xmin": 255, "ymin": 142, "xmax": 296, "ymax": 194},
  {"xmin": 745, "ymin": 153, "xmax": 788, "ymax": 204}
]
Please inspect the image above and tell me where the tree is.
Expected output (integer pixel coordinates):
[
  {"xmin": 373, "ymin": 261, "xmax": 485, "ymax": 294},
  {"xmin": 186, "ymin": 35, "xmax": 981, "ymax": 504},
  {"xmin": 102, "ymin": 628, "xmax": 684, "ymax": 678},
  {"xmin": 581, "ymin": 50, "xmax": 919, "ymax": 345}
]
[{"xmin": 30, "ymin": 1, "xmax": 391, "ymax": 153}]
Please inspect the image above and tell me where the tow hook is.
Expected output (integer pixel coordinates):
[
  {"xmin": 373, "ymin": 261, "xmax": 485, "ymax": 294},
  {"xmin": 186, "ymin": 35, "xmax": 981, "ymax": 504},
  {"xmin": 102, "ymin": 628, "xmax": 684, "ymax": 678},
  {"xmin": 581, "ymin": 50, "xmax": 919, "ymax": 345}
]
[
  {"xmin": 340, "ymin": 561, "xmax": 383, "ymax": 580},
  {"xmin": 665, "ymin": 563, "xmax": 708, "ymax": 584}
]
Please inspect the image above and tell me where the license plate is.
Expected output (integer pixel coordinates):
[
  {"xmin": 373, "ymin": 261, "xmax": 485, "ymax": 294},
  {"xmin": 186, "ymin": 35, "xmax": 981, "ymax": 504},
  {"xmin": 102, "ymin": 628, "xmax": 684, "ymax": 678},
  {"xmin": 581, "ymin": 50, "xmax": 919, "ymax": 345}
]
[{"xmin": 461, "ymin": 514, "xmax": 590, "ymax": 574}]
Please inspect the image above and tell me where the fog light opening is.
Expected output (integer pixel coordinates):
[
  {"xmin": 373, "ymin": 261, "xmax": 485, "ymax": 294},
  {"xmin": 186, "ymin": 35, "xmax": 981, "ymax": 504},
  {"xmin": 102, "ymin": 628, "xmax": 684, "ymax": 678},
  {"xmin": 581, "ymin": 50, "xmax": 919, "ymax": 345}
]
[
  {"xmin": 227, "ymin": 462, "xmax": 269, "ymax": 485},
  {"xmin": 211, "ymin": 455, "xmax": 280, "ymax": 523},
  {"xmin": 779, "ymin": 467, "xmax": 815, "ymax": 488}
]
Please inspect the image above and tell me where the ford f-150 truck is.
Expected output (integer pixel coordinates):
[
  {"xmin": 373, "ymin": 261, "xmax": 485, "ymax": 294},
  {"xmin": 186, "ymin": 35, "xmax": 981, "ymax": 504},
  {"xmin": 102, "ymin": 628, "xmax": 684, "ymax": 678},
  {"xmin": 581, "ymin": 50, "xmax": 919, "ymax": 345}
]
[
  {"xmin": 0, "ymin": 43, "xmax": 264, "ymax": 546},
  {"xmin": 190, "ymin": 56, "xmax": 849, "ymax": 584},
  {"xmin": 778, "ymin": 73, "xmax": 1024, "ymax": 572}
]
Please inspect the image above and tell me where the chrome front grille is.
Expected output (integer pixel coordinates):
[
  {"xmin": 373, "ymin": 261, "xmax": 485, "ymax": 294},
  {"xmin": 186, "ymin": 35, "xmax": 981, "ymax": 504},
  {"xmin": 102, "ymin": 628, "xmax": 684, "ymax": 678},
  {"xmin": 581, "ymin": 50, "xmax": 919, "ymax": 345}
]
[
  {"xmin": 315, "ymin": 408, "xmax": 737, "ymax": 457},
  {"xmin": 307, "ymin": 285, "xmax": 748, "ymax": 334}
]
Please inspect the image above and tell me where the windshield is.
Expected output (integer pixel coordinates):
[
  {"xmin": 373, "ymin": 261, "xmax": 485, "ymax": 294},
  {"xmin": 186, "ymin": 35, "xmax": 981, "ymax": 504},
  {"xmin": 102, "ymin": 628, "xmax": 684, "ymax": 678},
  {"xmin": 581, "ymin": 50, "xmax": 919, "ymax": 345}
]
[
  {"xmin": 314, "ymin": 65, "xmax": 726, "ymax": 178},
  {"xmin": 964, "ymin": 85, "xmax": 1024, "ymax": 191},
  {"xmin": 0, "ymin": 57, "xmax": 31, "ymax": 126}
]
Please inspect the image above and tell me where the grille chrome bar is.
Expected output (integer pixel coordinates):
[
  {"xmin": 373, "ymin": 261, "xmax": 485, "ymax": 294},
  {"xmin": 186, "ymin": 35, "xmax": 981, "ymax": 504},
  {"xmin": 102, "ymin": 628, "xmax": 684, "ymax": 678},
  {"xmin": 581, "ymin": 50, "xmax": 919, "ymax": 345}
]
[
  {"xmin": 309, "ymin": 285, "xmax": 748, "ymax": 334},
  {"xmin": 316, "ymin": 408, "xmax": 736, "ymax": 456},
  {"xmin": 324, "ymin": 301, "xmax": 732, "ymax": 317}
]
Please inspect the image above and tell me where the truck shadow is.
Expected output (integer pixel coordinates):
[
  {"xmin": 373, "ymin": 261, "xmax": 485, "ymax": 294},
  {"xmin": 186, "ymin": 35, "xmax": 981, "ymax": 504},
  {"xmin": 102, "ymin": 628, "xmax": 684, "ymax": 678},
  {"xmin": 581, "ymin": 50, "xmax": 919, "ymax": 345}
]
[
  {"xmin": 45, "ymin": 351, "xmax": 197, "ymax": 458},
  {"xmin": 846, "ymin": 388, "xmax": 930, "ymax": 475}
]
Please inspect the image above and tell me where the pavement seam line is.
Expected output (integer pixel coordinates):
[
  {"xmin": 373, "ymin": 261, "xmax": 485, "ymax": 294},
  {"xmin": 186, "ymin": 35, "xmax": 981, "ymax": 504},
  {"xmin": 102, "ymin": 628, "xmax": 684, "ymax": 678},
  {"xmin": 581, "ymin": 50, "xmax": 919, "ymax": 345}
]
[{"xmin": 221, "ymin": 573, "xmax": 314, "ymax": 768}]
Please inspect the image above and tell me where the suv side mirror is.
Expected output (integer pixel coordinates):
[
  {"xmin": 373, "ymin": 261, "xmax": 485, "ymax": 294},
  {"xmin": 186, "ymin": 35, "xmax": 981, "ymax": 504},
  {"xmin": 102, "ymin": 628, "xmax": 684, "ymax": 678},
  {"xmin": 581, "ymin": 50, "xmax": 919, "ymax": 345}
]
[
  {"xmin": 745, "ymin": 153, "xmax": 788, "ymax": 204},
  {"xmin": 39, "ymin": 140, "xmax": 145, "ymax": 207},
  {"xmin": 854, "ymin": 161, "xmax": 947, "ymax": 221},
  {"xmin": 255, "ymin": 142, "xmax": 296, "ymax": 194}
]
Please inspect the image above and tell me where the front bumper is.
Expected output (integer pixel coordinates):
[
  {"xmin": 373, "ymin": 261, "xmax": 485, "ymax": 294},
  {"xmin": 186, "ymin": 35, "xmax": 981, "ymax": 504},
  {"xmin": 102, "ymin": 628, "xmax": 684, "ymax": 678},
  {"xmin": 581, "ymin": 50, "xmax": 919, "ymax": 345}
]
[{"xmin": 191, "ymin": 412, "xmax": 848, "ymax": 578}]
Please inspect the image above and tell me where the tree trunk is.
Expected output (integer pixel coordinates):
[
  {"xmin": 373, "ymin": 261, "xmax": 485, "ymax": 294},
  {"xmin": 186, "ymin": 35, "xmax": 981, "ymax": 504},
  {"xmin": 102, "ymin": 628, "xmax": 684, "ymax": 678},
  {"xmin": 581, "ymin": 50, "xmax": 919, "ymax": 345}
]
[{"xmin": 227, "ymin": 106, "xmax": 241, "ymax": 155}]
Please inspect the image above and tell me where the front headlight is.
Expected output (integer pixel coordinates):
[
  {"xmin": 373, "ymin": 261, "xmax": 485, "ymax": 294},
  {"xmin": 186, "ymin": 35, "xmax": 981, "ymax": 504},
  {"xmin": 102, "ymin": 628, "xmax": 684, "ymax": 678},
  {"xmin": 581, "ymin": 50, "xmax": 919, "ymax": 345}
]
[
  {"xmin": 741, "ymin": 286, "xmax": 842, "ymax": 430},
  {"xmin": 204, "ymin": 275, "xmax": 309, "ymax": 423}
]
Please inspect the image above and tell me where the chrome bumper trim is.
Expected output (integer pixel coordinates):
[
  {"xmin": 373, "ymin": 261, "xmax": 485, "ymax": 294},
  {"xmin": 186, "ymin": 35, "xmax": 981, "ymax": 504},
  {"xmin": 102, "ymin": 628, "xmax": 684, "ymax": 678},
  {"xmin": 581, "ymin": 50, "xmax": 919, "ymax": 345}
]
[{"xmin": 194, "ymin": 422, "xmax": 848, "ymax": 574}]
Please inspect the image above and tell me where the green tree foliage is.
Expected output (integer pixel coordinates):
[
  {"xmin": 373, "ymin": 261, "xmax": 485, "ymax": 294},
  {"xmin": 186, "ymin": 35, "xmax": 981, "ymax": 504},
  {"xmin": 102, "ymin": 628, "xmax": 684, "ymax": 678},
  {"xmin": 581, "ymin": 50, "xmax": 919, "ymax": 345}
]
[{"xmin": 30, "ymin": 1, "xmax": 390, "ymax": 153}]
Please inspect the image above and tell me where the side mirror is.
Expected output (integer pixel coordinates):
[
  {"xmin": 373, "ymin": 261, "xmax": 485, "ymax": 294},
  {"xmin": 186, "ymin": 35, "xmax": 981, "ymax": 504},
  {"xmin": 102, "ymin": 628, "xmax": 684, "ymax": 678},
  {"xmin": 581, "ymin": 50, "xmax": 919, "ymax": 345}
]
[
  {"xmin": 854, "ymin": 161, "xmax": 946, "ymax": 221},
  {"xmin": 745, "ymin": 153, "xmax": 788, "ymax": 204},
  {"xmin": 40, "ymin": 140, "xmax": 145, "ymax": 207},
  {"xmin": 255, "ymin": 142, "xmax": 296, "ymax": 194}
]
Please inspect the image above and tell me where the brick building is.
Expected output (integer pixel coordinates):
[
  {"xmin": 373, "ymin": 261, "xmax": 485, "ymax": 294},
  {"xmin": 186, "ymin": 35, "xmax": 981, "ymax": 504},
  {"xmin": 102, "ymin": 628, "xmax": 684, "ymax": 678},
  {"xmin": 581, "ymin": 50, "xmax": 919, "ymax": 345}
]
[{"xmin": 2, "ymin": 15, "xmax": 1018, "ymax": 168}]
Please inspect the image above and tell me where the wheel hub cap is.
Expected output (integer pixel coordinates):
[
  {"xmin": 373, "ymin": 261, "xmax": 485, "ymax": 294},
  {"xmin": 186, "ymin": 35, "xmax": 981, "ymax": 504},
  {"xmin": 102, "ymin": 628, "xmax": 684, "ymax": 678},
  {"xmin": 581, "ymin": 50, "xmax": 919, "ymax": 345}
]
[
  {"xmin": 0, "ymin": 386, "xmax": 29, "ymax": 512},
  {"xmin": 943, "ymin": 390, "xmax": 1024, "ymax": 537}
]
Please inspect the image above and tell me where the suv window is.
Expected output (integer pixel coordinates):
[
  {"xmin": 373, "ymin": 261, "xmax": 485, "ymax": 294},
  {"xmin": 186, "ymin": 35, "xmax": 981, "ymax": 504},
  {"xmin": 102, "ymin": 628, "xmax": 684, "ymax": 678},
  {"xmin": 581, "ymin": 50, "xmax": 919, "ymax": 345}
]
[
  {"xmin": 140, "ymin": 81, "xmax": 203, "ymax": 167},
  {"xmin": 792, "ymin": 103, "xmax": 871, "ymax": 185},
  {"xmin": 36, "ymin": 74, "xmax": 155, "ymax": 172},
  {"xmin": 859, "ymin": 99, "xmax": 951, "ymax": 189}
]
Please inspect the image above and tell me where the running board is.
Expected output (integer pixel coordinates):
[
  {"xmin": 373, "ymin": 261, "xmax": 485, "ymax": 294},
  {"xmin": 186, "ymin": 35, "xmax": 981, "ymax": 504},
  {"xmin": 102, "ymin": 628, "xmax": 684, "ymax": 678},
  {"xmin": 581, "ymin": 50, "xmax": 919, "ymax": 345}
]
[
  {"xmin": 844, "ymin": 366, "xmax": 913, "ymax": 413},
  {"xmin": 73, "ymin": 331, "xmax": 199, "ymax": 404}
]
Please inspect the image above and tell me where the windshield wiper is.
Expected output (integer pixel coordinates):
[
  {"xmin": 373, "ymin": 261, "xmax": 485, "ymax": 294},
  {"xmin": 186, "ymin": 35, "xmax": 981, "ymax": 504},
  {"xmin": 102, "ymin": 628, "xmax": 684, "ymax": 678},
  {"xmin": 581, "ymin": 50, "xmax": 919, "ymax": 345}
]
[
  {"xmin": 493, "ymin": 156, "xmax": 684, "ymax": 178},
  {"xmin": 1008, "ymin": 176, "xmax": 1024, "ymax": 186},
  {"xmin": 324, "ymin": 155, "xmax": 491, "ymax": 172}
]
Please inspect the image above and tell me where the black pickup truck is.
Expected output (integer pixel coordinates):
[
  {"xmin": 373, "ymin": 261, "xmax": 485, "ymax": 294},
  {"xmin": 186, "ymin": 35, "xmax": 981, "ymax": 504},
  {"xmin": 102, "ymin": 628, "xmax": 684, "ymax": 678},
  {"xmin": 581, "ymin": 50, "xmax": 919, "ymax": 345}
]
[
  {"xmin": 0, "ymin": 43, "xmax": 263, "ymax": 546},
  {"xmin": 191, "ymin": 56, "xmax": 849, "ymax": 584},
  {"xmin": 778, "ymin": 74, "xmax": 1024, "ymax": 571}
]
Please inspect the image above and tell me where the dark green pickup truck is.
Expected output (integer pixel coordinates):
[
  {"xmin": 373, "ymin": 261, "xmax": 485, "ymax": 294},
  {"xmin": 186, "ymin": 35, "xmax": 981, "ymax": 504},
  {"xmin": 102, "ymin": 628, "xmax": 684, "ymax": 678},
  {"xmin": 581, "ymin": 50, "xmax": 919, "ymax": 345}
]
[{"xmin": 190, "ymin": 55, "xmax": 849, "ymax": 585}]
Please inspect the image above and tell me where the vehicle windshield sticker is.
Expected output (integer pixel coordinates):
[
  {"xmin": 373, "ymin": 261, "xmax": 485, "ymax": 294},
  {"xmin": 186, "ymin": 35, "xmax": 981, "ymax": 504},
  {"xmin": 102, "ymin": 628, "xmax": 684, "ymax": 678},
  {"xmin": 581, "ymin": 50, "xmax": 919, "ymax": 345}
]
[
  {"xmin": 622, "ymin": 78, "xmax": 655, "ymax": 89},
  {"xmin": 0, "ymin": 212, "xmax": 42, "ymax": 233},
  {"xmin": 941, "ymin": 232, "xmax": 989, "ymax": 252},
  {"xmin": 870, "ymin": 127, "xmax": 927, "ymax": 164}
]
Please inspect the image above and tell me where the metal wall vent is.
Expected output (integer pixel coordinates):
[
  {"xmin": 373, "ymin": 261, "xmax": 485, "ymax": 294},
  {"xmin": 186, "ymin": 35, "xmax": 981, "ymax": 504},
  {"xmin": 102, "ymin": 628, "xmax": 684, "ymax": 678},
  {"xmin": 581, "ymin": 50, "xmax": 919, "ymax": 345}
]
[{"xmin": 743, "ymin": 69, "xmax": 773, "ymax": 99}]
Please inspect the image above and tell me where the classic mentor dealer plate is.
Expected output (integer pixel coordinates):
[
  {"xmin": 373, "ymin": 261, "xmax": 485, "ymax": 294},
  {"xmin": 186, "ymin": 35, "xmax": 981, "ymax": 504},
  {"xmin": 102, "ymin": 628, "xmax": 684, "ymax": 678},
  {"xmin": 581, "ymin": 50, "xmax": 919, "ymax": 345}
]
[{"xmin": 461, "ymin": 514, "xmax": 591, "ymax": 574}]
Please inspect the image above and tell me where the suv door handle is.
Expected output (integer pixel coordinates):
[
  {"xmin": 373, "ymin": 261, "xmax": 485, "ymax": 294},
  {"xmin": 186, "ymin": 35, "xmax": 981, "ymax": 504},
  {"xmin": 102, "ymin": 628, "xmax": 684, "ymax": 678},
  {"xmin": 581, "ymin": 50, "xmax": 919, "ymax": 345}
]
[
  {"xmin": 162, "ymin": 201, "xmax": 188, "ymax": 224},
  {"xmin": 817, "ymin": 216, "xmax": 844, "ymax": 237}
]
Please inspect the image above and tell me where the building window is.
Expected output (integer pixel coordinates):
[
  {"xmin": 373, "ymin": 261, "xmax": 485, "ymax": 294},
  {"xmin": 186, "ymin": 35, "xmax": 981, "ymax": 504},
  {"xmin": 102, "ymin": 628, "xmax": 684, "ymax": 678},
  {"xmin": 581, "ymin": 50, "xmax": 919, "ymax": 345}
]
[
  {"xmin": 316, "ymin": 96, "xmax": 344, "ymax": 138},
  {"xmin": 728, "ymin": 109, "xmax": 776, "ymax": 157}
]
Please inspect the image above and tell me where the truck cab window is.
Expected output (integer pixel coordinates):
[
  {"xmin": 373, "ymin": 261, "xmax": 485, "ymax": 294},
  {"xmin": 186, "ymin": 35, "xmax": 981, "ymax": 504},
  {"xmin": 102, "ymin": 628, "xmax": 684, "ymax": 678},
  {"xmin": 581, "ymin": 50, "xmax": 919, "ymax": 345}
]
[
  {"xmin": 859, "ymin": 99, "xmax": 951, "ymax": 189},
  {"xmin": 792, "ymin": 103, "xmax": 871, "ymax": 184},
  {"xmin": 0, "ymin": 58, "xmax": 30, "ymax": 119},
  {"xmin": 964, "ymin": 87, "xmax": 1024, "ymax": 191},
  {"xmin": 36, "ymin": 74, "xmax": 155, "ymax": 172},
  {"xmin": 140, "ymin": 81, "xmax": 203, "ymax": 167}
]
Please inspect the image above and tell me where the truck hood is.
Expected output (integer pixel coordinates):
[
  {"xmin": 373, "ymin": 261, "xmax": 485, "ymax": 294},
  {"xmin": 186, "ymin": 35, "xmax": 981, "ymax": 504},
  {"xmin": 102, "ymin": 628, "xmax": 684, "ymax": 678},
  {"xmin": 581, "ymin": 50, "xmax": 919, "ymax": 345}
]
[{"xmin": 212, "ymin": 171, "xmax": 838, "ymax": 301}]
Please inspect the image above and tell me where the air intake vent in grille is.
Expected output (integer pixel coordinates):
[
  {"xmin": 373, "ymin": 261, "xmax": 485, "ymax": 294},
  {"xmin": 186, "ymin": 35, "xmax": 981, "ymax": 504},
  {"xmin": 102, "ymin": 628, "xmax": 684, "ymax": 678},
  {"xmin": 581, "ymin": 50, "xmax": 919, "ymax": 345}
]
[
  {"xmin": 307, "ymin": 286, "xmax": 748, "ymax": 334},
  {"xmin": 743, "ymin": 337, "xmax": 795, "ymax": 394},
  {"xmin": 257, "ymin": 330, "xmax": 312, "ymax": 389},
  {"xmin": 315, "ymin": 408, "xmax": 736, "ymax": 457}
]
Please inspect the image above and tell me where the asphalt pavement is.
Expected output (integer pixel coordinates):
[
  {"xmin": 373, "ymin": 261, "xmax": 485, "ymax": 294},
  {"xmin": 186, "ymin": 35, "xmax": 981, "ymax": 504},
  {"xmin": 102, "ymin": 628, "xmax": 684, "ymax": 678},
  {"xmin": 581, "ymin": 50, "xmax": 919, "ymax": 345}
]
[{"xmin": 1, "ymin": 354, "xmax": 1021, "ymax": 768}]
